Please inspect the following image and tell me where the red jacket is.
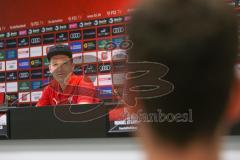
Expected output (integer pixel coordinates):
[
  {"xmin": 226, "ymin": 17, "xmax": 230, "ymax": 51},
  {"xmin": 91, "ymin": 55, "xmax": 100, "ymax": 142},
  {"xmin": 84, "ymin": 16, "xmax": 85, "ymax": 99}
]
[{"xmin": 36, "ymin": 74, "xmax": 99, "ymax": 107}]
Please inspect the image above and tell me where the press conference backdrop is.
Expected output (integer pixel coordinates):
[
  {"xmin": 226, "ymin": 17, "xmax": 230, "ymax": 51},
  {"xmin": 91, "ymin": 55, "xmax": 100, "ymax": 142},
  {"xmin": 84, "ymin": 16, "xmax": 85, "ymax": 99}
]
[{"xmin": 0, "ymin": 0, "xmax": 137, "ymax": 107}]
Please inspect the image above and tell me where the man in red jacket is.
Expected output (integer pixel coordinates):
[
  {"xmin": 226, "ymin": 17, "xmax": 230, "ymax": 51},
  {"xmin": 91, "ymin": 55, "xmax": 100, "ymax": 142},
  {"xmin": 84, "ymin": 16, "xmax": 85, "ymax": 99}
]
[{"xmin": 36, "ymin": 44, "xmax": 99, "ymax": 107}]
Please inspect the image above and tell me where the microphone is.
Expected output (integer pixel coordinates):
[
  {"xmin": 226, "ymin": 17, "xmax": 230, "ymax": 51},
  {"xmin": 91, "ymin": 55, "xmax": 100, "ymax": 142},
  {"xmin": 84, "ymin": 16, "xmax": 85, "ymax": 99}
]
[{"xmin": 9, "ymin": 82, "xmax": 50, "ymax": 107}]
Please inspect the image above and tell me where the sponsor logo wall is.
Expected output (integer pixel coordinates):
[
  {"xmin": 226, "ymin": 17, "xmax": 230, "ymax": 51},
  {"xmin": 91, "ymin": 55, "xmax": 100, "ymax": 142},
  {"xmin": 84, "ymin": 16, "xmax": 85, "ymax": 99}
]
[{"xmin": 0, "ymin": 15, "xmax": 128, "ymax": 106}]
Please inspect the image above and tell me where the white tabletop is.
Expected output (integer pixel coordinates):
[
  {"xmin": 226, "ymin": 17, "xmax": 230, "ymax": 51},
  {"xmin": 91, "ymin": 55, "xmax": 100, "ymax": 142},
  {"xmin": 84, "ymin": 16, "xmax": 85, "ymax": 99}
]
[{"xmin": 0, "ymin": 136, "xmax": 239, "ymax": 160}]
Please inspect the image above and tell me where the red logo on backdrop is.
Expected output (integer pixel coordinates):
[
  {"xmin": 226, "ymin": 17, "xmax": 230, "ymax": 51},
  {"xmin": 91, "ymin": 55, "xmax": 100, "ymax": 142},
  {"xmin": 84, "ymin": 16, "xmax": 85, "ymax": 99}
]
[{"xmin": 101, "ymin": 52, "xmax": 108, "ymax": 60}]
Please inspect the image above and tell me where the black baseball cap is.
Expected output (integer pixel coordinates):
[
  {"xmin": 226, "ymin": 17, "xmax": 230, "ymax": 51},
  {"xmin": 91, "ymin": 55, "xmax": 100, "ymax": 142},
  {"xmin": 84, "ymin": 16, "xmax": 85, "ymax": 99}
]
[{"xmin": 47, "ymin": 44, "xmax": 72, "ymax": 61}]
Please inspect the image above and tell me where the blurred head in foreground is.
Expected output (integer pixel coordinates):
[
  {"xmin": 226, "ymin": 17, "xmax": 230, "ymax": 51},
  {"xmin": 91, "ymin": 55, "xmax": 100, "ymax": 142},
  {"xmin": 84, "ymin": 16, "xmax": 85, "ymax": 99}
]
[{"xmin": 128, "ymin": 0, "xmax": 239, "ymax": 159}]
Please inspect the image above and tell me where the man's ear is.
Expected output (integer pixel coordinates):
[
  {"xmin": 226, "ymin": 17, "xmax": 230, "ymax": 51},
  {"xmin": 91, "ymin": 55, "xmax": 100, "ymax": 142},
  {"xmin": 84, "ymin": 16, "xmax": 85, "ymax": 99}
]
[
  {"xmin": 49, "ymin": 65, "xmax": 53, "ymax": 73},
  {"xmin": 226, "ymin": 77, "xmax": 240, "ymax": 125}
]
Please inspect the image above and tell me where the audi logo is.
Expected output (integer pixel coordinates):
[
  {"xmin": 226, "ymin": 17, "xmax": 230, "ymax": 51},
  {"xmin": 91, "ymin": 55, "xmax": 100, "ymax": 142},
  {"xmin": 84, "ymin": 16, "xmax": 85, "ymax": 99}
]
[
  {"xmin": 113, "ymin": 27, "xmax": 124, "ymax": 34},
  {"xmin": 31, "ymin": 38, "xmax": 41, "ymax": 44},
  {"xmin": 99, "ymin": 65, "xmax": 111, "ymax": 72},
  {"xmin": 70, "ymin": 33, "xmax": 81, "ymax": 39}
]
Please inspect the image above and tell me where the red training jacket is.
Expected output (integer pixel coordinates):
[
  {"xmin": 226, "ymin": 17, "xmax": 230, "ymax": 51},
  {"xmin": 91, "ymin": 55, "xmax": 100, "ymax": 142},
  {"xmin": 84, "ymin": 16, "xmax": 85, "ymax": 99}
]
[{"xmin": 36, "ymin": 74, "xmax": 99, "ymax": 107}]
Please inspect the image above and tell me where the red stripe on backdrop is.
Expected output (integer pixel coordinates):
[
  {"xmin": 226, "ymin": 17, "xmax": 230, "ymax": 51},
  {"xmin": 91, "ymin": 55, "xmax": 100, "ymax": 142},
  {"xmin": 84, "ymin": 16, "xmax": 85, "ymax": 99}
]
[{"xmin": 0, "ymin": 0, "xmax": 137, "ymax": 31}]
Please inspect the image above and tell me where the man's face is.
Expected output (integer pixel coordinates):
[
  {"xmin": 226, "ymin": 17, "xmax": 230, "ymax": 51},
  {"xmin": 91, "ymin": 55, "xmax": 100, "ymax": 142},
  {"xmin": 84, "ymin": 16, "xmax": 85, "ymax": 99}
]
[{"xmin": 49, "ymin": 55, "xmax": 73, "ymax": 83}]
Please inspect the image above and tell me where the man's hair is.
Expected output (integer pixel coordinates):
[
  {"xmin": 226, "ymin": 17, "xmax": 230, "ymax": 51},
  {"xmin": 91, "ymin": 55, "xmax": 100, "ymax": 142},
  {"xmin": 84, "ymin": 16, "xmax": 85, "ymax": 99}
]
[{"xmin": 128, "ymin": 0, "xmax": 238, "ymax": 145}]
